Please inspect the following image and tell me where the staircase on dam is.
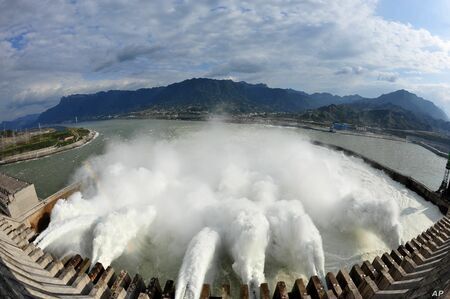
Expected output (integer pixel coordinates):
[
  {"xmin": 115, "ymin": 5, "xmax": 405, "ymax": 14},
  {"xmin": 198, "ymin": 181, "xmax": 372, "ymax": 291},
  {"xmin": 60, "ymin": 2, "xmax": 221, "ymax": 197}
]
[{"xmin": 1, "ymin": 214, "xmax": 450, "ymax": 299}]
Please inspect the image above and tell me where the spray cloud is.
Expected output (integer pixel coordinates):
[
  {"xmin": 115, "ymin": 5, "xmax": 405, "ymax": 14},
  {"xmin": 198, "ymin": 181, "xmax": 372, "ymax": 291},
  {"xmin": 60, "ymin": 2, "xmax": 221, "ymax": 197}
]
[{"xmin": 36, "ymin": 124, "xmax": 441, "ymax": 294}]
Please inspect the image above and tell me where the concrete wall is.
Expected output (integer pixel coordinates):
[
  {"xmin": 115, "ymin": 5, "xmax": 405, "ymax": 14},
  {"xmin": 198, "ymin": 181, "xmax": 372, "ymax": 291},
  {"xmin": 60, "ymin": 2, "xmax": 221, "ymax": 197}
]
[
  {"xmin": 25, "ymin": 183, "xmax": 81, "ymax": 232},
  {"xmin": 7, "ymin": 185, "xmax": 39, "ymax": 219}
]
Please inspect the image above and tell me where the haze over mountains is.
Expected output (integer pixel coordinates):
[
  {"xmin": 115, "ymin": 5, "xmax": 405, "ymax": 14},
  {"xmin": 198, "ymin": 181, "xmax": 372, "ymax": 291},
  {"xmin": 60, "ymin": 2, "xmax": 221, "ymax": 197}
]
[{"xmin": 2, "ymin": 78, "xmax": 449, "ymax": 132}]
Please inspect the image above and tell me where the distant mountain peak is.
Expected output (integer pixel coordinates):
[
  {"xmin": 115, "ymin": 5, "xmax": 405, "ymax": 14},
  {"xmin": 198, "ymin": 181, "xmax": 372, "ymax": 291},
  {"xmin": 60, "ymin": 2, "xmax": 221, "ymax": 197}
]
[
  {"xmin": 374, "ymin": 89, "xmax": 447, "ymax": 121},
  {"xmin": 380, "ymin": 89, "xmax": 417, "ymax": 98},
  {"xmin": 393, "ymin": 89, "xmax": 410, "ymax": 93}
]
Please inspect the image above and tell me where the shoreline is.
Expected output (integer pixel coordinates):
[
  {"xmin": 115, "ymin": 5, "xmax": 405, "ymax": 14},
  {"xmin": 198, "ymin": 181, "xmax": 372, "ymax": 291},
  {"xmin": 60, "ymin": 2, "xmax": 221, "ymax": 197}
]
[
  {"xmin": 0, "ymin": 129, "xmax": 98, "ymax": 165},
  {"xmin": 124, "ymin": 115, "xmax": 438, "ymax": 153},
  {"xmin": 122, "ymin": 114, "xmax": 410, "ymax": 142}
]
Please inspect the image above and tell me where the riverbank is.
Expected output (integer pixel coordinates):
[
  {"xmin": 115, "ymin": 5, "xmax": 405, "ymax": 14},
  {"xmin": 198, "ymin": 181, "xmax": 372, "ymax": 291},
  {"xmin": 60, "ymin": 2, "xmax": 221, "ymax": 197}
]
[
  {"xmin": 0, "ymin": 129, "xmax": 98, "ymax": 165},
  {"xmin": 184, "ymin": 115, "xmax": 449, "ymax": 157},
  {"xmin": 128, "ymin": 113, "xmax": 442, "ymax": 159},
  {"xmin": 123, "ymin": 112, "xmax": 411, "ymax": 143}
]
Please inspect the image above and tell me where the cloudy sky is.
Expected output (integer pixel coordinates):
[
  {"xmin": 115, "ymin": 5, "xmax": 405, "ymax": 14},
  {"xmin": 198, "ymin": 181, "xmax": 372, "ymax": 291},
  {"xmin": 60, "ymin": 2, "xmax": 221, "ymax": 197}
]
[{"xmin": 1, "ymin": 0, "xmax": 450, "ymax": 121}]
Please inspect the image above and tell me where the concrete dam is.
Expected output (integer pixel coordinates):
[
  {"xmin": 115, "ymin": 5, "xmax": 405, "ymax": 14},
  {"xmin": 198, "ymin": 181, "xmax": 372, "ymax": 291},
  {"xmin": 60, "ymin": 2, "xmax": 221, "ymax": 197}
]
[{"xmin": 1, "ymin": 145, "xmax": 450, "ymax": 298}]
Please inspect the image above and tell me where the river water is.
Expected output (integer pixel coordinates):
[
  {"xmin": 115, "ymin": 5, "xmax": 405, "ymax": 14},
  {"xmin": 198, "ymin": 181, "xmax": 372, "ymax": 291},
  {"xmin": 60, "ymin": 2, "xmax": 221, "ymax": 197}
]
[
  {"xmin": 1, "ymin": 119, "xmax": 445, "ymax": 198},
  {"xmin": 1, "ymin": 119, "xmax": 447, "ymax": 296}
]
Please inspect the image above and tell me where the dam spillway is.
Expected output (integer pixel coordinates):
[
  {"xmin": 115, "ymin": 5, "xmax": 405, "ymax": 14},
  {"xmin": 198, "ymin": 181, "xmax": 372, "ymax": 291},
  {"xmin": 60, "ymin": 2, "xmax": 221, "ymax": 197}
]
[
  {"xmin": 1, "ymin": 126, "xmax": 450, "ymax": 298},
  {"xmin": 1, "ymin": 212, "xmax": 450, "ymax": 298},
  {"xmin": 0, "ymin": 150, "xmax": 449, "ymax": 298}
]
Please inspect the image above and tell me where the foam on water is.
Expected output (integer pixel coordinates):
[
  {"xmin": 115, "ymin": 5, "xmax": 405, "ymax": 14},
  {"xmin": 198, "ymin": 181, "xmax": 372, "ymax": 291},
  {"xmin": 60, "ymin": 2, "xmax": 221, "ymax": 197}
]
[{"xmin": 36, "ymin": 124, "xmax": 442, "ymax": 294}]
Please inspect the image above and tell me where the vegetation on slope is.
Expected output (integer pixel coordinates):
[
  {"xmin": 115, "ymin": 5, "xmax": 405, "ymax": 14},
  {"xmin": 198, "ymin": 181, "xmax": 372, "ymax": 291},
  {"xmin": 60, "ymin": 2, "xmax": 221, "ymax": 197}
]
[
  {"xmin": 299, "ymin": 103, "xmax": 450, "ymax": 132},
  {"xmin": 0, "ymin": 128, "xmax": 90, "ymax": 158}
]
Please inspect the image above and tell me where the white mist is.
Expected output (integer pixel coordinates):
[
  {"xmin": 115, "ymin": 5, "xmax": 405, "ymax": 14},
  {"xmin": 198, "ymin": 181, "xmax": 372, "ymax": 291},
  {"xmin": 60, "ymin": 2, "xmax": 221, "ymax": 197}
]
[{"xmin": 36, "ymin": 124, "xmax": 441, "ymax": 298}]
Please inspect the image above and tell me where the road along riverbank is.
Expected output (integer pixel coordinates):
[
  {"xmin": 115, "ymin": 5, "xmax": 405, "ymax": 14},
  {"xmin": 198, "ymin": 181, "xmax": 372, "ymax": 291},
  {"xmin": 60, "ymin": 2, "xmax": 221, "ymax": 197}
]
[{"xmin": 0, "ymin": 129, "xmax": 98, "ymax": 165}]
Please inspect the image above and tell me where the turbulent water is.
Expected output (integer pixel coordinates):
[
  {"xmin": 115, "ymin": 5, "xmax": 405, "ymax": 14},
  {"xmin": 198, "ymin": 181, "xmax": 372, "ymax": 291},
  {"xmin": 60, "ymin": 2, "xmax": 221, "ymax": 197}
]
[{"xmin": 35, "ymin": 124, "xmax": 441, "ymax": 297}]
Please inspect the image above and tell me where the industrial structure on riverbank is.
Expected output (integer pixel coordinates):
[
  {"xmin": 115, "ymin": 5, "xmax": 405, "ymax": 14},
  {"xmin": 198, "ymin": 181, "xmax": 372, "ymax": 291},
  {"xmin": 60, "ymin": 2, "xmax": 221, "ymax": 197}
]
[
  {"xmin": 438, "ymin": 153, "xmax": 450, "ymax": 199},
  {"xmin": 1, "ymin": 146, "xmax": 450, "ymax": 298}
]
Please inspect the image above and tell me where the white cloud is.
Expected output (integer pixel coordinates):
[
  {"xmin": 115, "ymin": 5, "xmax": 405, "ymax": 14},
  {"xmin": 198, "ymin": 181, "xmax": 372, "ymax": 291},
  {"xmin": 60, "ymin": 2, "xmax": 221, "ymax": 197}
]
[
  {"xmin": 377, "ymin": 72, "xmax": 398, "ymax": 83},
  {"xmin": 335, "ymin": 66, "xmax": 366, "ymax": 75},
  {"xmin": 0, "ymin": 0, "xmax": 450, "ymax": 120}
]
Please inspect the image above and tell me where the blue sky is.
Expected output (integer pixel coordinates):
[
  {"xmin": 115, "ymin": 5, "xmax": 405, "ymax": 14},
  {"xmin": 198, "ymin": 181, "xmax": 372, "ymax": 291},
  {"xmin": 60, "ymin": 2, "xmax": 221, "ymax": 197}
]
[
  {"xmin": 0, "ymin": 0, "xmax": 450, "ymax": 121},
  {"xmin": 377, "ymin": 0, "xmax": 450, "ymax": 38}
]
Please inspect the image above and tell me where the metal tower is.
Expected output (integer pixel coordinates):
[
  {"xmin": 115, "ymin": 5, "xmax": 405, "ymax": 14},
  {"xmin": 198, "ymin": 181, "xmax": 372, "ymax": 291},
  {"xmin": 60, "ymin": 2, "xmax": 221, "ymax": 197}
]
[{"xmin": 438, "ymin": 153, "xmax": 450, "ymax": 197}]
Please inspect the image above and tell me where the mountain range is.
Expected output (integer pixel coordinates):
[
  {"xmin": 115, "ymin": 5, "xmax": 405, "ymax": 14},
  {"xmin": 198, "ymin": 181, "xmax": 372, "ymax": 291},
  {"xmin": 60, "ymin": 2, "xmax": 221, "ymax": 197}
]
[
  {"xmin": 2, "ymin": 78, "xmax": 448, "ymax": 132},
  {"xmin": 1, "ymin": 113, "xmax": 40, "ymax": 130}
]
